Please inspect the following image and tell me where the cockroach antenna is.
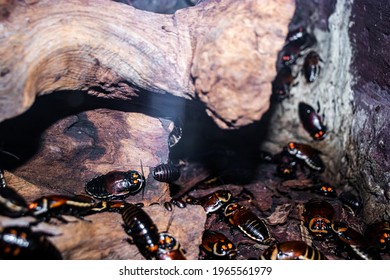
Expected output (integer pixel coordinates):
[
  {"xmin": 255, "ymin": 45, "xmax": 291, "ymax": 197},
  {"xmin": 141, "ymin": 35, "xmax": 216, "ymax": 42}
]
[{"xmin": 140, "ymin": 160, "xmax": 146, "ymax": 200}]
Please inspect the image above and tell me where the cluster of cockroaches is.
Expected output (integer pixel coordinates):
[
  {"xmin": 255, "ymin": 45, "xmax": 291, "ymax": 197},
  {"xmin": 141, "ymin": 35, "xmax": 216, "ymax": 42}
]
[
  {"xmin": 0, "ymin": 164, "xmax": 187, "ymax": 260},
  {"xmin": 262, "ymin": 27, "xmax": 390, "ymax": 260}
]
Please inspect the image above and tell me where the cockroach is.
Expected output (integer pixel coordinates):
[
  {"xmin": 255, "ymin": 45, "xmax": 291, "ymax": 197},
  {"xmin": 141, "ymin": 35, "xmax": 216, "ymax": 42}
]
[
  {"xmin": 273, "ymin": 150, "xmax": 298, "ymax": 180},
  {"xmin": 27, "ymin": 194, "xmax": 97, "ymax": 223},
  {"xmin": 364, "ymin": 221, "xmax": 390, "ymax": 252},
  {"xmin": 313, "ymin": 182, "xmax": 337, "ymax": 197},
  {"xmin": 0, "ymin": 226, "xmax": 62, "ymax": 260},
  {"xmin": 281, "ymin": 30, "xmax": 316, "ymax": 66},
  {"xmin": 338, "ymin": 191, "xmax": 362, "ymax": 215},
  {"xmin": 298, "ymin": 102, "xmax": 327, "ymax": 141},
  {"xmin": 224, "ymin": 203, "xmax": 272, "ymax": 244},
  {"xmin": 156, "ymin": 232, "xmax": 187, "ymax": 260},
  {"xmin": 286, "ymin": 142, "xmax": 325, "ymax": 172},
  {"xmin": 302, "ymin": 51, "xmax": 322, "ymax": 83},
  {"xmin": 121, "ymin": 203, "xmax": 160, "ymax": 260},
  {"xmin": 271, "ymin": 66, "xmax": 296, "ymax": 102},
  {"xmin": 152, "ymin": 163, "xmax": 180, "ymax": 183},
  {"xmin": 302, "ymin": 199, "xmax": 335, "ymax": 239},
  {"xmin": 260, "ymin": 240, "xmax": 327, "ymax": 260},
  {"xmin": 85, "ymin": 170, "xmax": 145, "ymax": 200},
  {"xmin": 168, "ymin": 118, "xmax": 183, "ymax": 148},
  {"xmin": 0, "ymin": 169, "xmax": 6, "ymax": 188},
  {"xmin": 0, "ymin": 186, "xmax": 28, "ymax": 218},
  {"xmin": 186, "ymin": 190, "xmax": 232, "ymax": 214},
  {"xmin": 331, "ymin": 221, "xmax": 382, "ymax": 260},
  {"xmin": 201, "ymin": 230, "xmax": 237, "ymax": 259}
]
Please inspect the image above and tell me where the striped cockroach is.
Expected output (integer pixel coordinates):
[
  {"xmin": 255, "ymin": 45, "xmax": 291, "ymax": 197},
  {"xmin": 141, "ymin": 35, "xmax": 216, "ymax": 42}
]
[
  {"xmin": 331, "ymin": 221, "xmax": 382, "ymax": 260},
  {"xmin": 364, "ymin": 221, "xmax": 390, "ymax": 252},
  {"xmin": 201, "ymin": 230, "xmax": 237, "ymax": 259},
  {"xmin": 298, "ymin": 102, "xmax": 327, "ymax": 141},
  {"xmin": 121, "ymin": 203, "xmax": 160, "ymax": 260},
  {"xmin": 27, "ymin": 194, "xmax": 98, "ymax": 223},
  {"xmin": 85, "ymin": 170, "xmax": 145, "ymax": 200},
  {"xmin": 286, "ymin": 142, "xmax": 325, "ymax": 172},
  {"xmin": 156, "ymin": 232, "xmax": 187, "ymax": 260},
  {"xmin": 152, "ymin": 163, "xmax": 180, "ymax": 183},
  {"xmin": 302, "ymin": 199, "xmax": 335, "ymax": 239},
  {"xmin": 186, "ymin": 190, "xmax": 232, "ymax": 214},
  {"xmin": 0, "ymin": 226, "xmax": 62, "ymax": 260},
  {"xmin": 260, "ymin": 240, "xmax": 327, "ymax": 260},
  {"xmin": 224, "ymin": 203, "xmax": 272, "ymax": 244}
]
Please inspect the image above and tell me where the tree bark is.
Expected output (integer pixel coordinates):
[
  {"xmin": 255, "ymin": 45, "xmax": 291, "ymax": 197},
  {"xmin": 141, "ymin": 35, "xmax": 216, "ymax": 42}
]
[{"xmin": 0, "ymin": 0, "xmax": 294, "ymax": 129}]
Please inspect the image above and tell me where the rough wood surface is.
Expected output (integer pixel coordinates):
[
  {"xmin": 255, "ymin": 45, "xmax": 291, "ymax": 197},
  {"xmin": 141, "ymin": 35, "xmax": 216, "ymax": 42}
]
[{"xmin": 0, "ymin": 0, "xmax": 294, "ymax": 129}]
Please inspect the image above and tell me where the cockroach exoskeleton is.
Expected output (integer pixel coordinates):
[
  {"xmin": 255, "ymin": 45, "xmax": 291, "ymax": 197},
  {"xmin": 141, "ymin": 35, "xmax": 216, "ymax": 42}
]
[
  {"xmin": 0, "ymin": 226, "xmax": 63, "ymax": 260},
  {"xmin": 364, "ymin": 221, "xmax": 390, "ymax": 252},
  {"xmin": 260, "ymin": 240, "xmax": 327, "ymax": 260},
  {"xmin": 338, "ymin": 190, "xmax": 362, "ymax": 216},
  {"xmin": 156, "ymin": 232, "xmax": 187, "ymax": 260},
  {"xmin": 331, "ymin": 221, "xmax": 382, "ymax": 260},
  {"xmin": 224, "ymin": 203, "xmax": 272, "ymax": 244},
  {"xmin": 271, "ymin": 66, "xmax": 297, "ymax": 102},
  {"xmin": 302, "ymin": 51, "xmax": 323, "ymax": 83},
  {"xmin": 186, "ymin": 190, "xmax": 232, "ymax": 214},
  {"xmin": 152, "ymin": 163, "xmax": 180, "ymax": 183},
  {"xmin": 286, "ymin": 142, "xmax": 325, "ymax": 172},
  {"xmin": 85, "ymin": 170, "xmax": 145, "ymax": 200},
  {"xmin": 302, "ymin": 199, "xmax": 335, "ymax": 240},
  {"xmin": 120, "ymin": 203, "xmax": 160, "ymax": 260},
  {"xmin": 27, "ymin": 194, "xmax": 97, "ymax": 223},
  {"xmin": 298, "ymin": 102, "xmax": 327, "ymax": 141},
  {"xmin": 312, "ymin": 182, "xmax": 337, "ymax": 197},
  {"xmin": 0, "ymin": 186, "xmax": 28, "ymax": 218},
  {"xmin": 201, "ymin": 230, "xmax": 237, "ymax": 259}
]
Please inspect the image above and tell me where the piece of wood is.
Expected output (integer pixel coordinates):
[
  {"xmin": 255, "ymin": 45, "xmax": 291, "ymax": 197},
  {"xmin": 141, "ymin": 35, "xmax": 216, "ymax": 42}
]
[{"xmin": 0, "ymin": 0, "xmax": 294, "ymax": 129}]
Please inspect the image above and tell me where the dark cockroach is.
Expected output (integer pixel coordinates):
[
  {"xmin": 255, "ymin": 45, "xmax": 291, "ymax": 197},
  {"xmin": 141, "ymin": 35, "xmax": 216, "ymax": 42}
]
[
  {"xmin": 201, "ymin": 230, "xmax": 237, "ymax": 259},
  {"xmin": 273, "ymin": 150, "xmax": 298, "ymax": 180},
  {"xmin": 152, "ymin": 163, "xmax": 180, "ymax": 183},
  {"xmin": 85, "ymin": 170, "xmax": 145, "ymax": 200},
  {"xmin": 0, "ymin": 226, "xmax": 62, "ymax": 260},
  {"xmin": 121, "ymin": 203, "xmax": 160, "ymax": 260},
  {"xmin": 0, "ymin": 186, "xmax": 28, "ymax": 217},
  {"xmin": 27, "ymin": 194, "xmax": 97, "ymax": 223},
  {"xmin": 302, "ymin": 199, "xmax": 335, "ymax": 239},
  {"xmin": 286, "ymin": 142, "xmax": 325, "ymax": 172},
  {"xmin": 271, "ymin": 66, "xmax": 296, "ymax": 102},
  {"xmin": 168, "ymin": 118, "xmax": 183, "ymax": 148},
  {"xmin": 364, "ymin": 221, "xmax": 390, "ymax": 252},
  {"xmin": 281, "ymin": 30, "xmax": 316, "ymax": 66},
  {"xmin": 313, "ymin": 182, "xmax": 337, "ymax": 197},
  {"xmin": 331, "ymin": 221, "xmax": 382, "ymax": 260},
  {"xmin": 302, "ymin": 51, "xmax": 322, "ymax": 83},
  {"xmin": 260, "ymin": 240, "xmax": 327, "ymax": 260},
  {"xmin": 224, "ymin": 203, "xmax": 272, "ymax": 244},
  {"xmin": 0, "ymin": 169, "xmax": 6, "ymax": 188},
  {"xmin": 156, "ymin": 232, "xmax": 187, "ymax": 260},
  {"xmin": 298, "ymin": 102, "xmax": 327, "ymax": 141},
  {"xmin": 186, "ymin": 190, "xmax": 232, "ymax": 214},
  {"xmin": 338, "ymin": 190, "xmax": 362, "ymax": 215}
]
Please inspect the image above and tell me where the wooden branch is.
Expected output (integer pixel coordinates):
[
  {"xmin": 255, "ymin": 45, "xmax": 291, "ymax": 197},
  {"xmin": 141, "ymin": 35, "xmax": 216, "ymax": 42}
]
[{"xmin": 0, "ymin": 0, "xmax": 294, "ymax": 128}]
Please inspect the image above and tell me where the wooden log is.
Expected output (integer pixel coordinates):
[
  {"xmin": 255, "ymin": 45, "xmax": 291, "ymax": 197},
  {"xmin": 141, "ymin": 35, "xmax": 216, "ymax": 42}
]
[{"xmin": 0, "ymin": 0, "xmax": 294, "ymax": 129}]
